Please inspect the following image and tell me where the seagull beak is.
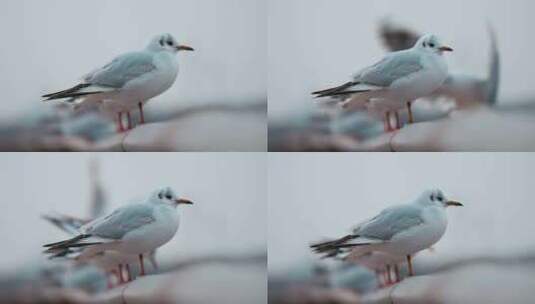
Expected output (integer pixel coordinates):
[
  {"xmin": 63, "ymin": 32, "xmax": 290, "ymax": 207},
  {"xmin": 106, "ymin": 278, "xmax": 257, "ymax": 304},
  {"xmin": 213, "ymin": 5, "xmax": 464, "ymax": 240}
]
[
  {"xmin": 175, "ymin": 198, "xmax": 194, "ymax": 205},
  {"xmin": 439, "ymin": 46, "xmax": 453, "ymax": 52},
  {"xmin": 445, "ymin": 200, "xmax": 463, "ymax": 207},
  {"xmin": 176, "ymin": 45, "xmax": 194, "ymax": 52}
]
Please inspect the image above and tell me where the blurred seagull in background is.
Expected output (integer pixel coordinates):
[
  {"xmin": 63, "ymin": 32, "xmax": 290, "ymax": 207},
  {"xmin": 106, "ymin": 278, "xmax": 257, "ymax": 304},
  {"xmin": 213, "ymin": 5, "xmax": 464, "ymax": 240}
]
[
  {"xmin": 42, "ymin": 33, "xmax": 194, "ymax": 133},
  {"xmin": 311, "ymin": 189, "xmax": 462, "ymax": 278},
  {"xmin": 43, "ymin": 187, "xmax": 193, "ymax": 281},
  {"xmin": 312, "ymin": 34, "xmax": 453, "ymax": 132}
]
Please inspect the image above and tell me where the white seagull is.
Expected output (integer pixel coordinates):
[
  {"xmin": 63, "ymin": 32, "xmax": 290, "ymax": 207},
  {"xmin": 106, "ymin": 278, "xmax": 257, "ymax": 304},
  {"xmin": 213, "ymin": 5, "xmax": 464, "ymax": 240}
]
[
  {"xmin": 42, "ymin": 33, "xmax": 194, "ymax": 132},
  {"xmin": 43, "ymin": 187, "xmax": 193, "ymax": 279},
  {"xmin": 42, "ymin": 213, "xmax": 159, "ymax": 284},
  {"xmin": 312, "ymin": 34, "xmax": 453, "ymax": 132},
  {"xmin": 311, "ymin": 189, "xmax": 462, "ymax": 277}
]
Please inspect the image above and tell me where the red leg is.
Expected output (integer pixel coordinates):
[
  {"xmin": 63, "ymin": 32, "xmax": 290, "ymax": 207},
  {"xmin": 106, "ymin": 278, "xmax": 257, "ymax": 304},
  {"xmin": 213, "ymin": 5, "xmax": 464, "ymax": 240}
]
[
  {"xmin": 127, "ymin": 112, "xmax": 133, "ymax": 130},
  {"xmin": 107, "ymin": 273, "xmax": 114, "ymax": 289},
  {"xmin": 138, "ymin": 102, "xmax": 145, "ymax": 124},
  {"xmin": 394, "ymin": 264, "xmax": 400, "ymax": 282},
  {"xmin": 139, "ymin": 254, "xmax": 145, "ymax": 276},
  {"xmin": 118, "ymin": 264, "xmax": 124, "ymax": 284},
  {"xmin": 126, "ymin": 263, "xmax": 132, "ymax": 282},
  {"xmin": 407, "ymin": 255, "xmax": 414, "ymax": 276},
  {"xmin": 384, "ymin": 111, "xmax": 392, "ymax": 132},
  {"xmin": 117, "ymin": 112, "xmax": 124, "ymax": 133},
  {"xmin": 375, "ymin": 270, "xmax": 382, "ymax": 288},
  {"xmin": 386, "ymin": 264, "xmax": 392, "ymax": 285},
  {"xmin": 407, "ymin": 101, "xmax": 414, "ymax": 124},
  {"xmin": 394, "ymin": 111, "xmax": 401, "ymax": 129}
]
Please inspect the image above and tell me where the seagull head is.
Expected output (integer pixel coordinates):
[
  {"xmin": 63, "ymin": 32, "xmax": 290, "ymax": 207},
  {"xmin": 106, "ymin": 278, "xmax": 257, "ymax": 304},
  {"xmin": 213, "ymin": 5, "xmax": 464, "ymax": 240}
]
[
  {"xmin": 147, "ymin": 33, "xmax": 194, "ymax": 54},
  {"xmin": 414, "ymin": 34, "xmax": 453, "ymax": 55},
  {"xmin": 418, "ymin": 189, "xmax": 463, "ymax": 208},
  {"xmin": 151, "ymin": 187, "xmax": 194, "ymax": 207}
]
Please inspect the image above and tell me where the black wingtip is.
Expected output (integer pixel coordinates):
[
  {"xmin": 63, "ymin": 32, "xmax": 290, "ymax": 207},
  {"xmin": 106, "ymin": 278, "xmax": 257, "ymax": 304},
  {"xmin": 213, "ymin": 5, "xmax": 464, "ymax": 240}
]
[{"xmin": 43, "ymin": 234, "xmax": 91, "ymax": 248}]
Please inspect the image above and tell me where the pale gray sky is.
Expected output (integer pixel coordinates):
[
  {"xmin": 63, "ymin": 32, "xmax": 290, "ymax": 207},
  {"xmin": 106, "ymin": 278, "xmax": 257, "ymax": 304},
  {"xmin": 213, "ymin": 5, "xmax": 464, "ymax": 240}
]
[
  {"xmin": 268, "ymin": 153, "xmax": 535, "ymax": 273},
  {"xmin": 268, "ymin": 0, "xmax": 535, "ymax": 118},
  {"xmin": 0, "ymin": 153, "xmax": 266, "ymax": 273},
  {"xmin": 0, "ymin": 0, "xmax": 266, "ymax": 119}
]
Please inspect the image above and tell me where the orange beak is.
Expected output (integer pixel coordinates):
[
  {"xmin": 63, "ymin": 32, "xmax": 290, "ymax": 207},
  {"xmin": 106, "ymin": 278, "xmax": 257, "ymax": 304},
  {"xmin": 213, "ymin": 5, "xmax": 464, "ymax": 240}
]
[
  {"xmin": 175, "ymin": 198, "xmax": 194, "ymax": 205},
  {"xmin": 439, "ymin": 46, "xmax": 453, "ymax": 52},
  {"xmin": 445, "ymin": 200, "xmax": 463, "ymax": 207},
  {"xmin": 176, "ymin": 45, "xmax": 194, "ymax": 51}
]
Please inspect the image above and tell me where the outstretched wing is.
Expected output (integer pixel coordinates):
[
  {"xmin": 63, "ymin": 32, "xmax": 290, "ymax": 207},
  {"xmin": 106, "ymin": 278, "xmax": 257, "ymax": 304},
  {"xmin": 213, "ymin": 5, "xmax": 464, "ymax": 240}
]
[
  {"xmin": 83, "ymin": 204, "xmax": 155, "ymax": 240},
  {"xmin": 83, "ymin": 52, "xmax": 157, "ymax": 88}
]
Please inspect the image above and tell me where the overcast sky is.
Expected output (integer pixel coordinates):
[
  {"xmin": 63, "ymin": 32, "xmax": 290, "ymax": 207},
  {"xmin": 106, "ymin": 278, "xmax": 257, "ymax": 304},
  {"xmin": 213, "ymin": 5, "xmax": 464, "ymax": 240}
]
[
  {"xmin": 268, "ymin": 153, "xmax": 535, "ymax": 273},
  {"xmin": 0, "ymin": 0, "xmax": 266, "ymax": 119},
  {"xmin": 269, "ymin": 0, "xmax": 535, "ymax": 118},
  {"xmin": 0, "ymin": 153, "xmax": 266, "ymax": 273}
]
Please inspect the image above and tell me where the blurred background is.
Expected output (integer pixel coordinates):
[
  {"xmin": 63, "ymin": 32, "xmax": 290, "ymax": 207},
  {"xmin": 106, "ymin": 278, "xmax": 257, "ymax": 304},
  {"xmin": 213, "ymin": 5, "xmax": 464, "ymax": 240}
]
[
  {"xmin": 0, "ymin": 153, "xmax": 266, "ymax": 303},
  {"xmin": 268, "ymin": 153, "xmax": 535, "ymax": 303},
  {"xmin": 268, "ymin": 0, "xmax": 535, "ymax": 151},
  {"xmin": 0, "ymin": 0, "xmax": 266, "ymax": 151}
]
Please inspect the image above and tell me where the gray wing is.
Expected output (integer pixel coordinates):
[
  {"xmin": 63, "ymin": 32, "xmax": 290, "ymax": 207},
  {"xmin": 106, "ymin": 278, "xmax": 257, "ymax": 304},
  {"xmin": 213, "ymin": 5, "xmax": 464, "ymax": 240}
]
[
  {"xmin": 354, "ymin": 204, "xmax": 424, "ymax": 241},
  {"xmin": 355, "ymin": 51, "xmax": 423, "ymax": 87},
  {"xmin": 85, "ymin": 204, "xmax": 155, "ymax": 240},
  {"xmin": 83, "ymin": 52, "xmax": 156, "ymax": 88}
]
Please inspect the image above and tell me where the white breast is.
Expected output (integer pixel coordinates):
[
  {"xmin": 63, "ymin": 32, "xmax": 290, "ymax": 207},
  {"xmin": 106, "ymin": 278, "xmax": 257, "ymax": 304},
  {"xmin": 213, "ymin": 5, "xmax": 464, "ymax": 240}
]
[
  {"xmin": 381, "ymin": 206, "xmax": 448, "ymax": 256},
  {"xmin": 119, "ymin": 205, "xmax": 180, "ymax": 254},
  {"xmin": 101, "ymin": 52, "xmax": 179, "ymax": 113}
]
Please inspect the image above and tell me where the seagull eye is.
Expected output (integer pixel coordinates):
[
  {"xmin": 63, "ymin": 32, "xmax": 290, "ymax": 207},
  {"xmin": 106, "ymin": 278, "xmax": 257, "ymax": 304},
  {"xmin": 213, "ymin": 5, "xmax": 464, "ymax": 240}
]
[
  {"xmin": 429, "ymin": 43, "xmax": 435, "ymax": 48},
  {"xmin": 165, "ymin": 194, "xmax": 172, "ymax": 199},
  {"xmin": 167, "ymin": 40, "xmax": 173, "ymax": 46}
]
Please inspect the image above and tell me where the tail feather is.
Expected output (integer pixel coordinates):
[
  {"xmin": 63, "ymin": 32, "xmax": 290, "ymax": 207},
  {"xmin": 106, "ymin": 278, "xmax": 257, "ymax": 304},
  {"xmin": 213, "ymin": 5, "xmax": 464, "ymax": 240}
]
[
  {"xmin": 48, "ymin": 248, "xmax": 74, "ymax": 259},
  {"xmin": 312, "ymin": 82, "xmax": 359, "ymax": 96},
  {"xmin": 42, "ymin": 83, "xmax": 91, "ymax": 99},
  {"xmin": 310, "ymin": 234, "xmax": 379, "ymax": 258},
  {"xmin": 310, "ymin": 234, "xmax": 357, "ymax": 250},
  {"xmin": 317, "ymin": 89, "xmax": 371, "ymax": 98},
  {"xmin": 43, "ymin": 234, "xmax": 91, "ymax": 248},
  {"xmin": 42, "ymin": 83, "xmax": 108, "ymax": 101}
]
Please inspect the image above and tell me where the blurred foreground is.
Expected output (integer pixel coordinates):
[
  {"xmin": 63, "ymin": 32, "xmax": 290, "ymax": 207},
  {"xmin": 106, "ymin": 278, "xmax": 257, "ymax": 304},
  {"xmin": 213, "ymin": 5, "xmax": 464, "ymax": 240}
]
[
  {"xmin": 269, "ymin": 252, "xmax": 535, "ymax": 304},
  {"xmin": 0, "ymin": 100, "xmax": 266, "ymax": 151},
  {"xmin": 0, "ymin": 253, "xmax": 266, "ymax": 304}
]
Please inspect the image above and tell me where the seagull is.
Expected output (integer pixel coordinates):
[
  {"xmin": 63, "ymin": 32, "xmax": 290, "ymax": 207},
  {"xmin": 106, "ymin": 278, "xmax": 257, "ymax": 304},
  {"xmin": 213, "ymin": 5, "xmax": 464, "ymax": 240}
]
[
  {"xmin": 379, "ymin": 18, "xmax": 500, "ymax": 109},
  {"xmin": 42, "ymin": 33, "xmax": 194, "ymax": 132},
  {"xmin": 42, "ymin": 213, "xmax": 159, "ymax": 284},
  {"xmin": 310, "ymin": 189, "xmax": 462, "ymax": 277},
  {"xmin": 312, "ymin": 34, "xmax": 453, "ymax": 132},
  {"xmin": 43, "ymin": 187, "xmax": 193, "ymax": 280}
]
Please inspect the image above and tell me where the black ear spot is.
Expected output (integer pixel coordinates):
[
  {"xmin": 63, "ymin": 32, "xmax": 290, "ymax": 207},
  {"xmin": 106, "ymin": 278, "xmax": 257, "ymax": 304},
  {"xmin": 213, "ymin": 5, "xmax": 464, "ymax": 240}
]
[
  {"xmin": 423, "ymin": 42, "xmax": 427, "ymax": 47},
  {"xmin": 158, "ymin": 192, "xmax": 163, "ymax": 199},
  {"xmin": 159, "ymin": 38, "xmax": 165, "ymax": 46},
  {"xmin": 430, "ymin": 194, "xmax": 434, "ymax": 201}
]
